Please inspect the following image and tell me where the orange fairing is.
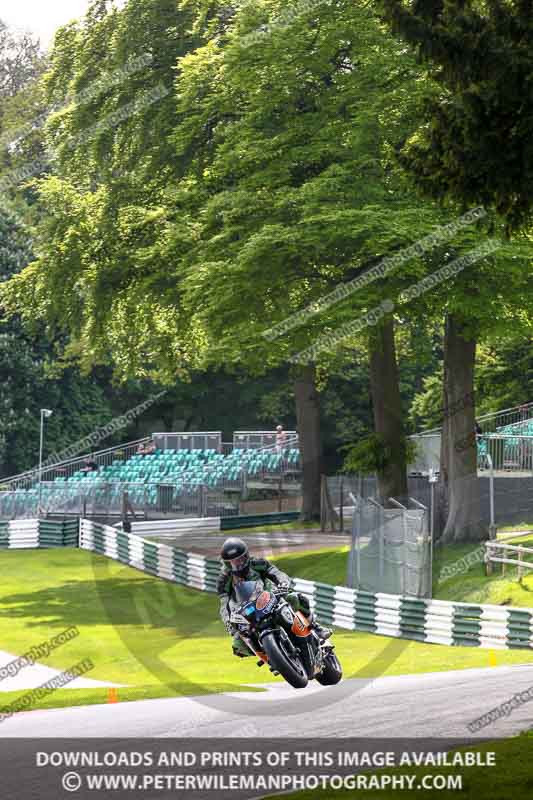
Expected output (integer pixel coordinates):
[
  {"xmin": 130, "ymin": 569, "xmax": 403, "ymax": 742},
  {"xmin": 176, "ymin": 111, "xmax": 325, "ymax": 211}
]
[
  {"xmin": 256, "ymin": 591, "xmax": 272, "ymax": 610},
  {"xmin": 256, "ymin": 651, "xmax": 268, "ymax": 662},
  {"xmin": 291, "ymin": 611, "xmax": 311, "ymax": 638}
]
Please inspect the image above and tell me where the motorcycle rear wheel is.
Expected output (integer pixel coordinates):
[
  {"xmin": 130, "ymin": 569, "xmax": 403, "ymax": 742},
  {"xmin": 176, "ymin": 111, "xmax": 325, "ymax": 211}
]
[{"xmin": 262, "ymin": 632, "xmax": 308, "ymax": 689}]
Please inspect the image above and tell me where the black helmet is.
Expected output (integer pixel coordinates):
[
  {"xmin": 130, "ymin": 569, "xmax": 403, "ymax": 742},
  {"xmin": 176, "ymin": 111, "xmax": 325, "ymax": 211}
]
[{"xmin": 221, "ymin": 537, "xmax": 250, "ymax": 576}]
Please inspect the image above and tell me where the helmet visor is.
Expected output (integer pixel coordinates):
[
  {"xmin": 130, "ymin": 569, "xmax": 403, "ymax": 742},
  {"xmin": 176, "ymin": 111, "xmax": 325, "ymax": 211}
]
[{"xmin": 226, "ymin": 553, "xmax": 249, "ymax": 573}]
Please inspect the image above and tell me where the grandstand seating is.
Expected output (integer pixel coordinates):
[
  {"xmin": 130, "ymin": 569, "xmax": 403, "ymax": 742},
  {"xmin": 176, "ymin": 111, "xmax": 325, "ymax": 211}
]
[
  {"xmin": 477, "ymin": 418, "xmax": 533, "ymax": 470},
  {"xmin": 0, "ymin": 445, "xmax": 302, "ymax": 518},
  {"xmin": 64, "ymin": 446, "xmax": 301, "ymax": 489}
]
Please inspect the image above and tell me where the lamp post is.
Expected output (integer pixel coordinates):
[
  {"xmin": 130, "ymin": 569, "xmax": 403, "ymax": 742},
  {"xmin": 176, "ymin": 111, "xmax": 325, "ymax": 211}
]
[{"xmin": 38, "ymin": 409, "xmax": 53, "ymax": 516}]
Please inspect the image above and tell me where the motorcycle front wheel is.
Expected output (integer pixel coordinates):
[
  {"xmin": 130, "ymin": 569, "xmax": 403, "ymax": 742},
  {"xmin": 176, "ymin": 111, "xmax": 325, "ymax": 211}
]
[
  {"xmin": 316, "ymin": 650, "xmax": 342, "ymax": 685},
  {"xmin": 262, "ymin": 632, "xmax": 308, "ymax": 689}
]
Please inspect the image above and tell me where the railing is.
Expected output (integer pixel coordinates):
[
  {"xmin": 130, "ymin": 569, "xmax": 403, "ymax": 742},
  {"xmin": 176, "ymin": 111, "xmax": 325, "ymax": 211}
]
[
  {"xmin": 152, "ymin": 432, "xmax": 222, "ymax": 452},
  {"xmin": 1, "ymin": 430, "xmax": 302, "ymax": 502},
  {"xmin": 259, "ymin": 434, "xmax": 300, "ymax": 454},
  {"xmin": 409, "ymin": 400, "xmax": 533, "ymax": 474},
  {"xmin": 1, "ymin": 436, "xmax": 152, "ymax": 491},
  {"xmin": 419, "ymin": 400, "xmax": 533, "ymax": 436},
  {"xmin": 478, "ymin": 434, "xmax": 533, "ymax": 472},
  {"xmin": 201, "ymin": 438, "xmax": 301, "ymax": 487},
  {"xmin": 485, "ymin": 541, "xmax": 533, "ymax": 579},
  {"xmin": 487, "ymin": 401, "xmax": 533, "ymax": 434},
  {"xmin": 407, "ymin": 432, "xmax": 533, "ymax": 476},
  {"xmin": 233, "ymin": 430, "xmax": 299, "ymax": 449},
  {"xmin": 0, "ymin": 479, "xmax": 241, "ymax": 520},
  {"xmin": 2, "ymin": 431, "xmax": 225, "ymax": 491},
  {"xmin": 206, "ymin": 437, "xmax": 301, "ymax": 457}
]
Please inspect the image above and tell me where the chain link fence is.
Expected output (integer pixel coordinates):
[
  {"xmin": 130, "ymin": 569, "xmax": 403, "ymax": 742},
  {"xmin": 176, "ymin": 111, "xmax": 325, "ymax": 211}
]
[
  {"xmin": 323, "ymin": 475, "xmax": 432, "ymax": 597},
  {"xmin": 348, "ymin": 494, "xmax": 431, "ymax": 597},
  {"xmin": 0, "ymin": 481, "xmax": 240, "ymax": 521}
]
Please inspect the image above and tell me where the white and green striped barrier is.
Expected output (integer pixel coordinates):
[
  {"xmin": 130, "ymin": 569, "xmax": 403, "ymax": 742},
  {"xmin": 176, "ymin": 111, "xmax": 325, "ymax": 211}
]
[
  {"xmin": 79, "ymin": 520, "xmax": 533, "ymax": 652},
  {"xmin": 80, "ymin": 520, "xmax": 220, "ymax": 593},
  {"xmin": 0, "ymin": 519, "xmax": 79, "ymax": 549},
  {"xmin": 291, "ymin": 578, "xmax": 533, "ymax": 650}
]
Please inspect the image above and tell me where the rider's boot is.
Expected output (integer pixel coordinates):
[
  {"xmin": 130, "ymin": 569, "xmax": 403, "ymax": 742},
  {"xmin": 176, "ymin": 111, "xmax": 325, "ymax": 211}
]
[{"xmin": 309, "ymin": 613, "xmax": 332, "ymax": 641}]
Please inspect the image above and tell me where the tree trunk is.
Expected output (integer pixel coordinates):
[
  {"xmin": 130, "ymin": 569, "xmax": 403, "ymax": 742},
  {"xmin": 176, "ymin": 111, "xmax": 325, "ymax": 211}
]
[
  {"xmin": 435, "ymin": 394, "xmax": 451, "ymax": 541},
  {"xmin": 368, "ymin": 318, "xmax": 408, "ymax": 504},
  {"xmin": 294, "ymin": 364, "xmax": 322, "ymax": 521},
  {"xmin": 440, "ymin": 313, "xmax": 487, "ymax": 543}
]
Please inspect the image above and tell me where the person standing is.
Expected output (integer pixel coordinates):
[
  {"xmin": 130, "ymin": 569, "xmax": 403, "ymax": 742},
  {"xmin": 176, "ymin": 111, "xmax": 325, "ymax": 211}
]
[{"xmin": 275, "ymin": 424, "xmax": 288, "ymax": 452}]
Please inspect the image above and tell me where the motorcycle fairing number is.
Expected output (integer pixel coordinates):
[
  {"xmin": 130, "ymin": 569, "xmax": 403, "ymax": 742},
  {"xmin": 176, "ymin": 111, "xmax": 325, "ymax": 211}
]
[{"xmin": 256, "ymin": 591, "xmax": 276, "ymax": 615}]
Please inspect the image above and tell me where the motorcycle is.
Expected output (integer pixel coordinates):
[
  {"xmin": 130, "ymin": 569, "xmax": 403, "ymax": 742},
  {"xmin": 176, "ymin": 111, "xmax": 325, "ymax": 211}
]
[{"xmin": 229, "ymin": 579, "xmax": 342, "ymax": 689}]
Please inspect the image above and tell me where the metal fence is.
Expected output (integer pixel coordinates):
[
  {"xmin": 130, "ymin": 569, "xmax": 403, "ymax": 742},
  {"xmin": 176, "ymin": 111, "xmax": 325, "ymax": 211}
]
[
  {"xmin": 408, "ymin": 401, "xmax": 533, "ymax": 475},
  {"xmin": 2, "ymin": 436, "xmax": 153, "ymax": 491},
  {"xmin": 418, "ymin": 399, "xmax": 533, "ymax": 437},
  {"xmin": 348, "ymin": 494, "xmax": 431, "ymax": 598},
  {"xmin": 0, "ymin": 480, "xmax": 241, "ymax": 521},
  {"xmin": 2, "ymin": 430, "xmax": 301, "ymax": 491},
  {"xmin": 233, "ymin": 430, "xmax": 299, "ymax": 449},
  {"xmin": 478, "ymin": 434, "xmax": 533, "ymax": 472},
  {"xmin": 320, "ymin": 475, "xmax": 360, "ymax": 531},
  {"xmin": 339, "ymin": 466, "xmax": 533, "ymax": 548},
  {"xmin": 408, "ymin": 432, "xmax": 533, "ymax": 477},
  {"xmin": 481, "ymin": 401, "xmax": 533, "ymax": 434},
  {"xmin": 152, "ymin": 432, "xmax": 222, "ymax": 451}
]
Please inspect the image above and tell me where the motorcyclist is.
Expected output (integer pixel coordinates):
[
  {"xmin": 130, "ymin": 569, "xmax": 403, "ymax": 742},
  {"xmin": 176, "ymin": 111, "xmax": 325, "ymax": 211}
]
[{"xmin": 217, "ymin": 537, "xmax": 331, "ymax": 658}]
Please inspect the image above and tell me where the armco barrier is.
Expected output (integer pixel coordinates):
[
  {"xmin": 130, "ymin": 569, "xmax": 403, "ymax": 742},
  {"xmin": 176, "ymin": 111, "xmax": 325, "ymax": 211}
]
[
  {"xmin": 79, "ymin": 520, "xmax": 533, "ymax": 651},
  {"xmin": 127, "ymin": 512, "xmax": 301, "ymax": 537},
  {"xmin": 221, "ymin": 512, "xmax": 300, "ymax": 530},
  {"xmin": 127, "ymin": 517, "xmax": 221, "ymax": 537},
  {"xmin": 0, "ymin": 519, "xmax": 79, "ymax": 549}
]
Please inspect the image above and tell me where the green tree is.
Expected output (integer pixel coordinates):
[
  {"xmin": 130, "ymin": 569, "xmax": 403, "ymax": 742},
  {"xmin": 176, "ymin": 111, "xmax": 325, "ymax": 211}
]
[
  {"xmin": 382, "ymin": 0, "xmax": 533, "ymax": 232},
  {"xmin": 5, "ymin": 0, "xmax": 530, "ymax": 536},
  {"xmin": 380, "ymin": 0, "xmax": 533, "ymax": 540},
  {"xmin": 0, "ymin": 204, "xmax": 119, "ymax": 477},
  {"xmin": 411, "ymin": 339, "xmax": 533, "ymax": 432},
  {"xmin": 162, "ymin": 0, "xmax": 448, "ymax": 512},
  {"xmin": 168, "ymin": 0, "xmax": 510, "ymax": 517},
  {"xmin": 0, "ymin": 0, "xmax": 494, "ymax": 519}
]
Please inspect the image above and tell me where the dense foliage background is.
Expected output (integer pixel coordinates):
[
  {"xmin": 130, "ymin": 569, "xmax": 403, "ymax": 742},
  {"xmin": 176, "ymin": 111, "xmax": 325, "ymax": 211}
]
[{"xmin": 0, "ymin": 1, "xmax": 531, "ymax": 537}]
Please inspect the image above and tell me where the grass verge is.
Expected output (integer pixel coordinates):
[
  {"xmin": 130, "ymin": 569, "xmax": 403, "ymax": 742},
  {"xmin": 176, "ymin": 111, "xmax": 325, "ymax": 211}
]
[
  {"xmin": 272, "ymin": 539, "xmax": 533, "ymax": 609},
  {"xmin": 0, "ymin": 681, "xmax": 260, "ymax": 715},
  {"xmin": 1, "ymin": 548, "xmax": 533, "ymax": 717}
]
